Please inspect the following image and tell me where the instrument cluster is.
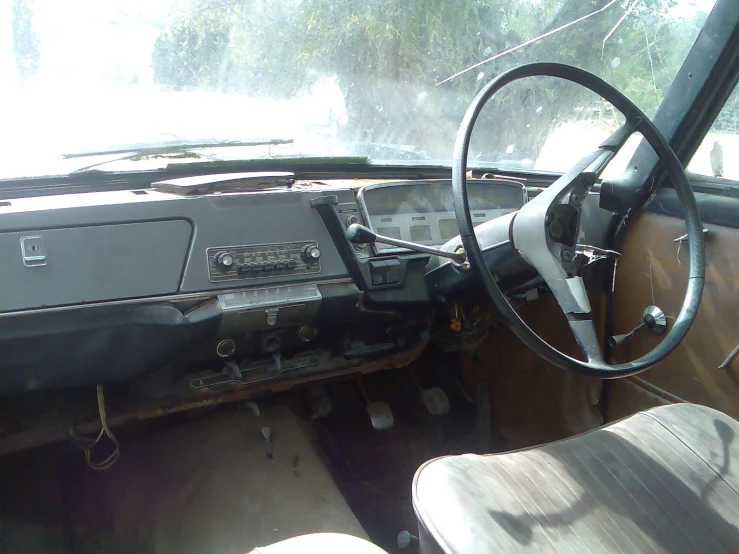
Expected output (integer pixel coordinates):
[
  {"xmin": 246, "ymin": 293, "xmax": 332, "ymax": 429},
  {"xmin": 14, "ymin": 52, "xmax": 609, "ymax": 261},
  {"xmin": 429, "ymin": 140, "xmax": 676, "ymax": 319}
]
[{"xmin": 357, "ymin": 179, "xmax": 527, "ymax": 253}]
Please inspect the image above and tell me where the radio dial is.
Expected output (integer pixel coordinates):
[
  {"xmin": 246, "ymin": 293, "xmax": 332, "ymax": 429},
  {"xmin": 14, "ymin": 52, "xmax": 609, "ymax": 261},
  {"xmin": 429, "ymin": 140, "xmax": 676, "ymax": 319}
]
[
  {"xmin": 302, "ymin": 245, "xmax": 321, "ymax": 262},
  {"xmin": 214, "ymin": 251, "xmax": 235, "ymax": 271}
]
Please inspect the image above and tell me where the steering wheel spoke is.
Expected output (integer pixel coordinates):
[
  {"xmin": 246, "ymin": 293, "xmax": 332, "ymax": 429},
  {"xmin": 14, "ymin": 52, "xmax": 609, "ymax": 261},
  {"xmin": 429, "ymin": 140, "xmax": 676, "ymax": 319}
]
[
  {"xmin": 510, "ymin": 116, "xmax": 643, "ymax": 317},
  {"xmin": 452, "ymin": 62, "xmax": 705, "ymax": 377},
  {"xmin": 510, "ymin": 148, "xmax": 600, "ymax": 315},
  {"xmin": 568, "ymin": 317, "xmax": 605, "ymax": 365}
]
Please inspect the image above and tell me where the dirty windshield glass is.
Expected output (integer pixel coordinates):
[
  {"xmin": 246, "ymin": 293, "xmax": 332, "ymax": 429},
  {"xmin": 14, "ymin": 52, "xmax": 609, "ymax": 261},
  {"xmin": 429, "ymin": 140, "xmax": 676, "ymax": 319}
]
[{"xmin": 1, "ymin": 0, "xmax": 716, "ymax": 178}]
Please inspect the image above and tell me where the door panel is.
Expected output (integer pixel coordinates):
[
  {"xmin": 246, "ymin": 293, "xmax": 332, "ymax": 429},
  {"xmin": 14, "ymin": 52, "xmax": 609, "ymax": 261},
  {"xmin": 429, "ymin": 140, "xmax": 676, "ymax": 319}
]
[{"xmin": 609, "ymin": 211, "xmax": 739, "ymax": 420}]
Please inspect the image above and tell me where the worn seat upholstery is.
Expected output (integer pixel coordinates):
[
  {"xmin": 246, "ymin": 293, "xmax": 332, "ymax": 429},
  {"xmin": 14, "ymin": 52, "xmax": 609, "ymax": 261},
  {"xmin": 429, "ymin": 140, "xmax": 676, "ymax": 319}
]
[{"xmin": 413, "ymin": 403, "xmax": 739, "ymax": 553}]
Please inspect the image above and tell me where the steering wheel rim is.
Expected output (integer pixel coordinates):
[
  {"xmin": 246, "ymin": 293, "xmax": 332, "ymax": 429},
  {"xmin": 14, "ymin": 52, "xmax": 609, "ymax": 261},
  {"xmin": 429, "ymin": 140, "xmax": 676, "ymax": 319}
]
[{"xmin": 452, "ymin": 62, "xmax": 705, "ymax": 378}]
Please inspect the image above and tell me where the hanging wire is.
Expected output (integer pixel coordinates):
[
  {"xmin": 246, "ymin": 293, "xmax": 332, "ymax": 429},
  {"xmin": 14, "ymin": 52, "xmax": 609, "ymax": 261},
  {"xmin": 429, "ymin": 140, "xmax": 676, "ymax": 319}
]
[{"xmin": 69, "ymin": 385, "xmax": 120, "ymax": 470}]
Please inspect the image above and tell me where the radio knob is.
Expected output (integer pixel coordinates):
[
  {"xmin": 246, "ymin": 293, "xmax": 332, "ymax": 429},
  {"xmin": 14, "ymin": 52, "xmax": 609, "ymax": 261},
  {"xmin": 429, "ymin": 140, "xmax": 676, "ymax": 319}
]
[
  {"xmin": 214, "ymin": 251, "xmax": 235, "ymax": 271},
  {"xmin": 302, "ymin": 245, "xmax": 321, "ymax": 262}
]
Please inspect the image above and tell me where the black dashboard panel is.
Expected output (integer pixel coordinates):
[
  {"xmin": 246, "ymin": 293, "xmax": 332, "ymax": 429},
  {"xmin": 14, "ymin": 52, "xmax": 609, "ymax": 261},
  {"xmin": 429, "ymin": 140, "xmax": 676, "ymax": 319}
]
[
  {"xmin": 358, "ymin": 179, "xmax": 526, "ymax": 252},
  {"xmin": 0, "ymin": 303, "xmax": 221, "ymax": 392}
]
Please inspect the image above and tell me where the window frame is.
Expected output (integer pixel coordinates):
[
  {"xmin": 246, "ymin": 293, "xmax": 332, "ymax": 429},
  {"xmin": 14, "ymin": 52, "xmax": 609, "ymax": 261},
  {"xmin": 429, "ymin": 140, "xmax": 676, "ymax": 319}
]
[{"xmin": 600, "ymin": 0, "xmax": 739, "ymax": 212}]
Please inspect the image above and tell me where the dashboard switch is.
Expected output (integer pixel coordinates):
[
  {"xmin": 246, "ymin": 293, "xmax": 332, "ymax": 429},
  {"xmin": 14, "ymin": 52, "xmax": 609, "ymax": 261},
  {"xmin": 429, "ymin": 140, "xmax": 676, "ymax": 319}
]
[
  {"xmin": 372, "ymin": 272, "xmax": 386, "ymax": 285},
  {"xmin": 370, "ymin": 260, "xmax": 387, "ymax": 286},
  {"xmin": 384, "ymin": 259, "xmax": 402, "ymax": 284},
  {"xmin": 369, "ymin": 258, "xmax": 402, "ymax": 286}
]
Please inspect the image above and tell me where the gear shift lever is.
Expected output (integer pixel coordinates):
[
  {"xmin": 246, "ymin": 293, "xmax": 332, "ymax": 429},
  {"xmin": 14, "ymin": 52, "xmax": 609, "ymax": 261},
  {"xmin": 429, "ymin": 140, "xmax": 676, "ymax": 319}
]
[{"xmin": 346, "ymin": 223, "xmax": 466, "ymax": 264}]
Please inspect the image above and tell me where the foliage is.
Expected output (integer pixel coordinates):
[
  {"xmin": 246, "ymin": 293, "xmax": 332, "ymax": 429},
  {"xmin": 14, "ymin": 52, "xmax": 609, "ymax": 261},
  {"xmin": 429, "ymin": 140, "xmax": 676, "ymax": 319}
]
[
  {"xmin": 150, "ymin": 0, "xmax": 703, "ymax": 160},
  {"xmin": 151, "ymin": 8, "xmax": 232, "ymax": 90}
]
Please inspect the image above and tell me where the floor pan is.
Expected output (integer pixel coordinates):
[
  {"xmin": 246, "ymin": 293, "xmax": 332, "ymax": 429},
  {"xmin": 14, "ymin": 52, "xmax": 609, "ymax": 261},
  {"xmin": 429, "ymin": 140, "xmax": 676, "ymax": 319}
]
[
  {"xmin": 312, "ymin": 367, "xmax": 505, "ymax": 553},
  {"xmin": 1, "ymin": 404, "xmax": 365, "ymax": 554}
]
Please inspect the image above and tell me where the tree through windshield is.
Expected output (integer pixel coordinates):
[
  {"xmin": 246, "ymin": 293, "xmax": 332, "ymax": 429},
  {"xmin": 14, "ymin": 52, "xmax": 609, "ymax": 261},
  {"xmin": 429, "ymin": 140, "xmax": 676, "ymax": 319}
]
[{"xmin": 1, "ymin": 0, "xmax": 716, "ymax": 178}]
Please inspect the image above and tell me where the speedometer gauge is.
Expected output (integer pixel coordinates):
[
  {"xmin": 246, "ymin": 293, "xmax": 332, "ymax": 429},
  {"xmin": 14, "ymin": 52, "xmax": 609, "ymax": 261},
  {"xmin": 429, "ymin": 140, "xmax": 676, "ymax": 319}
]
[{"xmin": 357, "ymin": 179, "xmax": 527, "ymax": 253}]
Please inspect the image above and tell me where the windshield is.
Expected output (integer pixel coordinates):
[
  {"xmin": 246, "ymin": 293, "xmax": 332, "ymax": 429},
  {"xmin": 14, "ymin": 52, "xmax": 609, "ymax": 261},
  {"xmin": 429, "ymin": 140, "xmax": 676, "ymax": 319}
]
[{"xmin": 1, "ymin": 0, "xmax": 716, "ymax": 179}]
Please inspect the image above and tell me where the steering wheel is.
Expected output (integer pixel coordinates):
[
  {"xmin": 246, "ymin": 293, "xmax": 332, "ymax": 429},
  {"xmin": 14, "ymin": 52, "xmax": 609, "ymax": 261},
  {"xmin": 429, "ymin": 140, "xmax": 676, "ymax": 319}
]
[{"xmin": 452, "ymin": 63, "xmax": 705, "ymax": 377}]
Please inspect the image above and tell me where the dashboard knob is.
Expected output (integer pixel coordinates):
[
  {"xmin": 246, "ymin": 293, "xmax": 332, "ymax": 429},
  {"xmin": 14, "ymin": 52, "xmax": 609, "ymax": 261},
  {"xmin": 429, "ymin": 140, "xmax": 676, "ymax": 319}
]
[
  {"xmin": 298, "ymin": 324, "xmax": 318, "ymax": 343},
  {"xmin": 346, "ymin": 214, "xmax": 360, "ymax": 227},
  {"xmin": 302, "ymin": 245, "xmax": 321, "ymax": 262},
  {"xmin": 214, "ymin": 251, "xmax": 235, "ymax": 271},
  {"xmin": 216, "ymin": 338, "xmax": 236, "ymax": 358}
]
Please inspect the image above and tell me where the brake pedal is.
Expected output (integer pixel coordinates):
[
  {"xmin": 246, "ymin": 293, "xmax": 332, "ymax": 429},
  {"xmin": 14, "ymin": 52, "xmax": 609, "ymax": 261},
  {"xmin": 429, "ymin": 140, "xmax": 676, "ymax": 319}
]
[
  {"xmin": 357, "ymin": 379, "xmax": 394, "ymax": 430},
  {"xmin": 408, "ymin": 370, "xmax": 450, "ymax": 415},
  {"xmin": 366, "ymin": 401, "xmax": 395, "ymax": 430}
]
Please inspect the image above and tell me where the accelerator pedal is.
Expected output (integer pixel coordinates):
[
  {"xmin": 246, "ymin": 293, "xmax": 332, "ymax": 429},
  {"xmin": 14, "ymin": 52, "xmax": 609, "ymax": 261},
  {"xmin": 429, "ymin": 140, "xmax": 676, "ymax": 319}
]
[{"xmin": 408, "ymin": 370, "xmax": 450, "ymax": 415}]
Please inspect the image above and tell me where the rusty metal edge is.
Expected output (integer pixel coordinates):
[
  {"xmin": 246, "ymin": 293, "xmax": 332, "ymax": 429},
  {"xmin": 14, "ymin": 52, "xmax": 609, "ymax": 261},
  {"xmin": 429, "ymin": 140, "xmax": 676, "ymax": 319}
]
[{"xmin": 0, "ymin": 342, "xmax": 427, "ymax": 457}]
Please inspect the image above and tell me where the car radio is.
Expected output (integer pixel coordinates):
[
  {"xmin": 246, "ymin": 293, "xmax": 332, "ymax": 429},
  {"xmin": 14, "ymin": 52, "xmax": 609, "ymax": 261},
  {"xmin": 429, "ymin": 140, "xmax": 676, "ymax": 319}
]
[{"xmin": 206, "ymin": 241, "xmax": 321, "ymax": 283}]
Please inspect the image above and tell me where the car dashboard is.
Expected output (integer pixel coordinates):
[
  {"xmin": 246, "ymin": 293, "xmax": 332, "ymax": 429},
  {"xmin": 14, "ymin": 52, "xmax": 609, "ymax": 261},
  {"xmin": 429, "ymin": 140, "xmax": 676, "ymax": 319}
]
[{"xmin": 0, "ymin": 175, "xmax": 610, "ymax": 404}]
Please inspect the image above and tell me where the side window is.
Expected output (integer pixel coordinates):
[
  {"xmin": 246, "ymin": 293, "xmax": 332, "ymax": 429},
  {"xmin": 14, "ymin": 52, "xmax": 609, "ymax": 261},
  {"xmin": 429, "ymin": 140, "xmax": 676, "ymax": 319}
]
[{"xmin": 688, "ymin": 85, "xmax": 739, "ymax": 180}]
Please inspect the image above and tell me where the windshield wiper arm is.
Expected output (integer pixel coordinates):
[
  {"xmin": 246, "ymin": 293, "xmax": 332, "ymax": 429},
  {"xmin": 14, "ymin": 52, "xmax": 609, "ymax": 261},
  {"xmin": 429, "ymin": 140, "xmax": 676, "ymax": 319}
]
[
  {"xmin": 61, "ymin": 138, "xmax": 294, "ymax": 159},
  {"xmin": 64, "ymin": 138, "xmax": 295, "ymax": 173}
]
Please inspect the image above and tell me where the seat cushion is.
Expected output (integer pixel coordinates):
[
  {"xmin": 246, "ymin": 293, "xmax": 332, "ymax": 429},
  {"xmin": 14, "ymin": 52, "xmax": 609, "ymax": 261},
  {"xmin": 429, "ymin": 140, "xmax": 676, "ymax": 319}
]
[
  {"xmin": 249, "ymin": 533, "xmax": 388, "ymax": 553},
  {"xmin": 413, "ymin": 403, "xmax": 739, "ymax": 553}
]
